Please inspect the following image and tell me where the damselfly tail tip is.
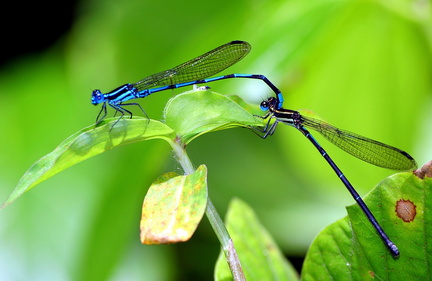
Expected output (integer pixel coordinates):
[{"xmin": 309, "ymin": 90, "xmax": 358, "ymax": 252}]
[{"xmin": 389, "ymin": 243, "xmax": 400, "ymax": 258}]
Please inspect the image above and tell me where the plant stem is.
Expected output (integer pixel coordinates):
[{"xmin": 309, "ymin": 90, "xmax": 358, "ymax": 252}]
[
  {"xmin": 171, "ymin": 140, "xmax": 245, "ymax": 281},
  {"xmin": 206, "ymin": 197, "xmax": 245, "ymax": 281}
]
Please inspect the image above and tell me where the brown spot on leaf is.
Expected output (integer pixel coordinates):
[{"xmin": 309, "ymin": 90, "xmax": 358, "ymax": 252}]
[{"xmin": 395, "ymin": 199, "xmax": 416, "ymax": 222}]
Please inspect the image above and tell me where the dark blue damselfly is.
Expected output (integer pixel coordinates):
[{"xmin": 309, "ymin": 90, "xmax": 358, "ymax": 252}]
[{"xmin": 258, "ymin": 96, "xmax": 417, "ymax": 258}]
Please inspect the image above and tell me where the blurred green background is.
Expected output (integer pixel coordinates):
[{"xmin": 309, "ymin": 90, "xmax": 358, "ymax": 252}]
[{"xmin": 0, "ymin": 0, "xmax": 431, "ymax": 280}]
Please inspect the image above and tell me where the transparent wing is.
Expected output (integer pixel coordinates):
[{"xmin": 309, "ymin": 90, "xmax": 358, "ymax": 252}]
[
  {"xmin": 301, "ymin": 116, "xmax": 417, "ymax": 171},
  {"xmin": 134, "ymin": 41, "xmax": 251, "ymax": 90}
]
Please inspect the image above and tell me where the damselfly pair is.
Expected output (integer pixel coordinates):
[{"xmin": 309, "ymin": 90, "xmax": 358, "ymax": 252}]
[{"xmin": 91, "ymin": 41, "xmax": 417, "ymax": 257}]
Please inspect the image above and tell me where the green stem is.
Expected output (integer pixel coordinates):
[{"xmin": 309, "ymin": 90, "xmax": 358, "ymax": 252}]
[
  {"xmin": 171, "ymin": 140, "xmax": 245, "ymax": 281},
  {"xmin": 206, "ymin": 197, "xmax": 245, "ymax": 281}
]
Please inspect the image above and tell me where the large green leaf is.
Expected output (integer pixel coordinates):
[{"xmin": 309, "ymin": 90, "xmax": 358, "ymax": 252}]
[
  {"xmin": 215, "ymin": 198, "xmax": 299, "ymax": 281},
  {"xmin": 301, "ymin": 171, "xmax": 432, "ymax": 280},
  {"xmin": 1, "ymin": 119, "xmax": 175, "ymax": 209}
]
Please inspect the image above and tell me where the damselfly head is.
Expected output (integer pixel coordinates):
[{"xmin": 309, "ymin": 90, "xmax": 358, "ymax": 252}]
[
  {"xmin": 260, "ymin": 100, "xmax": 270, "ymax": 111},
  {"xmin": 260, "ymin": 97, "xmax": 278, "ymax": 111},
  {"xmin": 91, "ymin": 89, "xmax": 104, "ymax": 105}
]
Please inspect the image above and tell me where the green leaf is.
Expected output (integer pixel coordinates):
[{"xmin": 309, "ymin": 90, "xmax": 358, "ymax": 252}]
[
  {"xmin": 215, "ymin": 198, "xmax": 299, "ymax": 281},
  {"xmin": 140, "ymin": 164, "xmax": 208, "ymax": 244},
  {"xmin": 1, "ymin": 118, "xmax": 175, "ymax": 209},
  {"xmin": 302, "ymin": 171, "xmax": 432, "ymax": 280},
  {"xmin": 164, "ymin": 90, "xmax": 263, "ymax": 144}
]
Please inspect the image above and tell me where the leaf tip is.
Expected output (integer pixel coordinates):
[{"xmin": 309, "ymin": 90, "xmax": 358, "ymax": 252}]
[
  {"xmin": 0, "ymin": 194, "xmax": 17, "ymax": 210},
  {"xmin": 413, "ymin": 160, "xmax": 432, "ymax": 179}
]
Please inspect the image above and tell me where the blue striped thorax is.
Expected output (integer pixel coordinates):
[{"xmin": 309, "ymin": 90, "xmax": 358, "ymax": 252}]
[{"xmin": 92, "ymin": 84, "xmax": 140, "ymax": 106}]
